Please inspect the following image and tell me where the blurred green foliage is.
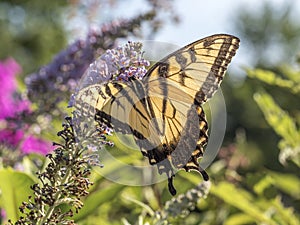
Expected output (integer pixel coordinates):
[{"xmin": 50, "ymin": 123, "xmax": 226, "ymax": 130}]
[
  {"xmin": 223, "ymin": 1, "xmax": 300, "ymax": 173},
  {"xmin": 0, "ymin": 0, "xmax": 300, "ymax": 225},
  {"xmin": 0, "ymin": 0, "xmax": 67, "ymax": 75},
  {"xmin": 0, "ymin": 169, "xmax": 35, "ymax": 222},
  {"xmin": 233, "ymin": 2, "xmax": 300, "ymax": 67}
]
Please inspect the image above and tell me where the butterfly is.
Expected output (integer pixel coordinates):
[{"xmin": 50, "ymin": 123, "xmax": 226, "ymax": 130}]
[{"xmin": 81, "ymin": 34, "xmax": 240, "ymax": 195}]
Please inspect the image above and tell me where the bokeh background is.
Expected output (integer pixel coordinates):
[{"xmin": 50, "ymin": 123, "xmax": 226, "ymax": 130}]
[{"xmin": 0, "ymin": 0, "xmax": 299, "ymax": 224}]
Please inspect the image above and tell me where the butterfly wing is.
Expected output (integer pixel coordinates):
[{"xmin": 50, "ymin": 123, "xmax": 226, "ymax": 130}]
[
  {"xmin": 145, "ymin": 34, "xmax": 240, "ymax": 104},
  {"xmin": 135, "ymin": 34, "xmax": 240, "ymax": 194},
  {"xmin": 94, "ymin": 34, "xmax": 240, "ymax": 195}
]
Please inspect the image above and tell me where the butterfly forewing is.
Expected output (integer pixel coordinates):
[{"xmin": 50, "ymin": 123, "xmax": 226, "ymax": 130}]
[{"xmin": 146, "ymin": 34, "xmax": 240, "ymax": 103}]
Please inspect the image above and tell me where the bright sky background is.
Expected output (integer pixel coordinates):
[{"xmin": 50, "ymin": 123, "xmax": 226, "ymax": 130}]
[
  {"xmin": 152, "ymin": 0, "xmax": 300, "ymax": 75},
  {"xmin": 101, "ymin": 0, "xmax": 299, "ymax": 76},
  {"xmin": 66, "ymin": 0, "xmax": 300, "ymax": 75},
  {"xmin": 155, "ymin": 0, "xmax": 300, "ymax": 44}
]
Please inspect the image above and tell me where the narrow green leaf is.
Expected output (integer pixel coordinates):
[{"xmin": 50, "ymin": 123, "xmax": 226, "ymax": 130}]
[
  {"xmin": 254, "ymin": 91, "xmax": 300, "ymax": 148},
  {"xmin": 271, "ymin": 197, "xmax": 299, "ymax": 225},
  {"xmin": 269, "ymin": 171, "xmax": 300, "ymax": 198},
  {"xmin": 224, "ymin": 213, "xmax": 255, "ymax": 225},
  {"xmin": 73, "ymin": 184, "xmax": 125, "ymax": 221},
  {"xmin": 0, "ymin": 168, "xmax": 35, "ymax": 222},
  {"xmin": 247, "ymin": 69, "xmax": 299, "ymax": 93},
  {"xmin": 278, "ymin": 65, "xmax": 300, "ymax": 85},
  {"xmin": 253, "ymin": 175, "xmax": 274, "ymax": 195},
  {"xmin": 254, "ymin": 90, "xmax": 300, "ymax": 166},
  {"xmin": 211, "ymin": 182, "xmax": 277, "ymax": 225},
  {"xmin": 123, "ymin": 195, "xmax": 155, "ymax": 217}
]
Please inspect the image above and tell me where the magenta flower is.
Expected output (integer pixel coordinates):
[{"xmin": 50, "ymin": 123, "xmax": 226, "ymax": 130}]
[
  {"xmin": 0, "ymin": 58, "xmax": 30, "ymax": 119},
  {"xmin": 0, "ymin": 58, "xmax": 51, "ymax": 155},
  {"xmin": 21, "ymin": 135, "xmax": 51, "ymax": 154},
  {"xmin": 0, "ymin": 129, "xmax": 24, "ymax": 148}
]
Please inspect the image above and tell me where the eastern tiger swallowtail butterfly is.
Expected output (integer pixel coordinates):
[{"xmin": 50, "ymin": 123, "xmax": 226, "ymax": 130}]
[{"xmin": 85, "ymin": 34, "xmax": 240, "ymax": 195}]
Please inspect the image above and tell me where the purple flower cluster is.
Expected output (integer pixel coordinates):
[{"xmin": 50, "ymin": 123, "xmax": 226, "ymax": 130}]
[
  {"xmin": 25, "ymin": 12, "xmax": 156, "ymax": 116},
  {"xmin": 0, "ymin": 58, "xmax": 51, "ymax": 155},
  {"xmin": 69, "ymin": 41, "xmax": 150, "ymax": 108},
  {"xmin": 100, "ymin": 41, "xmax": 150, "ymax": 82}
]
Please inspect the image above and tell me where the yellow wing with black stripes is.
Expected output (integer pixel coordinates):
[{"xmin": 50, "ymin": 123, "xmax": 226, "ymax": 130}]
[{"xmin": 94, "ymin": 34, "xmax": 240, "ymax": 195}]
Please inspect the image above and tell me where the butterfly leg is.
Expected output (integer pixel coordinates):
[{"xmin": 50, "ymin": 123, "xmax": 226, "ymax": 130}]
[
  {"xmin": 154, "ymin": 155, "xmax": 177, "ymax": 195},
  {"xmin": 199, "ymin": 166, "xmax": 209, "ymax": 181},
  {"xmin": 168, "ymin": 175, "xmax": 177, "ymax": 196}
]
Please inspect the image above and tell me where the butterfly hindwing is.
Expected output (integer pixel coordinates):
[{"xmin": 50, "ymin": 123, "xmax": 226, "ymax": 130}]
[{"xmin": 138, "ymin": 35, "xmax": 239, "ymax": 192}]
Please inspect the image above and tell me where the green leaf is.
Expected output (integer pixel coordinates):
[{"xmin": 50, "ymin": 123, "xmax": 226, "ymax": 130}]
[
  {"xmin": 210, "ymin": 182, "xmax": 278, "ymax": 225},
  {"xmin": 269, "ymin": 171, "xmax": 300, "ymax": 198},
  {"xmin": 278, "ymin": 65, "xmax": 300, "ymax": 85},
  {"xmin": 253, "ymin": 90, "xmax": 300, "ymax": 166},
  {"xmin": 73, "ymin": 184, "xmax": 125, "ymax": 222},
  {"xmin": 123, "ymin": 196, "xmax": 155, "ymax": 217},
  {"xmin": 254, "ymin": 91, "xmax": 300, "ymax": 146},
  {"xmin": 253, "ymin": 175, "xmax": 274, "ymax": 195},
  {"xmin": 224, "ymin": 213, "xmax": 255, "ymax": 225},
  {"xmin": 247, "ymin": 69, "xmax": 299, "ymax": 93},
  {"xmin": 0, "ymin": 168, "xmax": 35, "ymax": 222},
  {"xmin": 271, "ymin": 197, "xmax": 300, "ymax": 225}
]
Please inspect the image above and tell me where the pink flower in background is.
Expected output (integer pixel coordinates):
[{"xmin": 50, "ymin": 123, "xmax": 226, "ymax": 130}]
[
  {"xmin": 0, "ymin": 58, "xmax": 51, "ymax": 155},
  {"xmin": 21, "ymin": 135, "xmax": 51, "ymax": 154},
  {"xmin": 0, "ymin": 129, "xmax": 24, "ymax": 147},
  {"xmin": 0, "ymin": 58, "xmax": 30, "ymax": 119}
]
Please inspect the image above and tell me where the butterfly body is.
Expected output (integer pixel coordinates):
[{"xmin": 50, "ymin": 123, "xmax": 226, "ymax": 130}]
[{"xmin": 92, "ymin": 34, "xmax": 240, "ymax": 195}]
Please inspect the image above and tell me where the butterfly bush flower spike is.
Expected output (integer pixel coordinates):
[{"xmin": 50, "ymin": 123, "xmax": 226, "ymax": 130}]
[
  {"xmin": 100, "ymin": 41, "xmax": 150, "ymax": 82},
  {"xmin": 26, "ymin": 12, "xmax": 156, "ymax": 116},
  {"xmin": 69, "ymin": 42, "xmax": 149, "ymax": 107}
]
